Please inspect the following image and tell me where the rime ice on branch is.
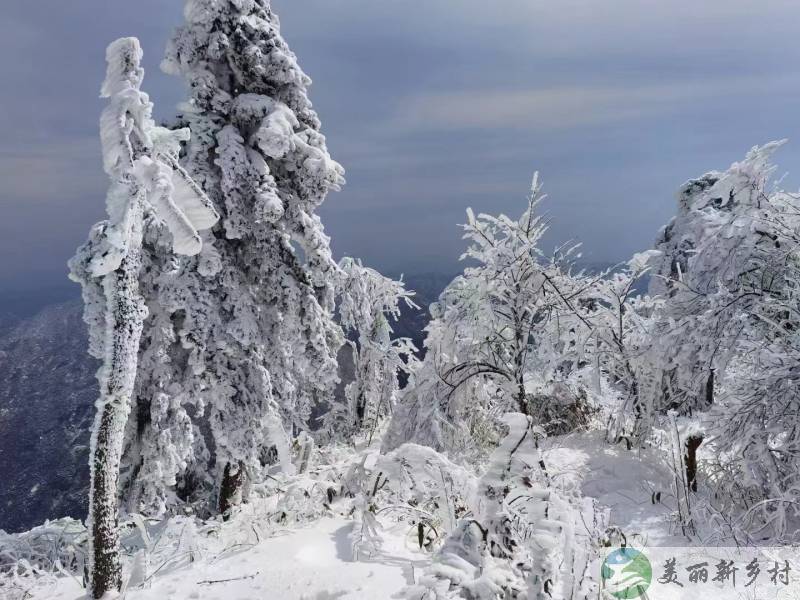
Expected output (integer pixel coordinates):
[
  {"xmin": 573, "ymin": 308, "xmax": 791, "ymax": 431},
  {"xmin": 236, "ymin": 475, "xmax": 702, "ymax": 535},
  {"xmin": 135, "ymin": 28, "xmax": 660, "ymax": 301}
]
[
  {"xmin": 326, "ymin": 257, "xmax": 419, "ymax": 442},
  {"xmin": 68, "ymin": 37, "xmax": 217, "ymax": 598}
]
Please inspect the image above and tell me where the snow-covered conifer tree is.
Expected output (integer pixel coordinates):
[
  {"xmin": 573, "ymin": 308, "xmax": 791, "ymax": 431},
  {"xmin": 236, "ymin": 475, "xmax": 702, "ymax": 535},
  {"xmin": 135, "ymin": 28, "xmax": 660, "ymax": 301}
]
[
  {"xmin": 124, "ymin": 0, "xmax": 346, "ymax": 516},
  {"xmin": 68, "ymin": 38, "xmax": 217, "ymax": 598},
  {"xmin": 327, "ymin": 258, "xmax": 418, "ymax": 442}
]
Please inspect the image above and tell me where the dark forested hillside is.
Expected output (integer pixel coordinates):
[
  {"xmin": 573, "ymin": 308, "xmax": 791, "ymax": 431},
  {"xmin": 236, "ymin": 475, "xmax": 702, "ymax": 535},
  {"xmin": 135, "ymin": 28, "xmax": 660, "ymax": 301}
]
[{"xmin": 0, "ymin": 300, "xmax": 96, "ymax": 532}]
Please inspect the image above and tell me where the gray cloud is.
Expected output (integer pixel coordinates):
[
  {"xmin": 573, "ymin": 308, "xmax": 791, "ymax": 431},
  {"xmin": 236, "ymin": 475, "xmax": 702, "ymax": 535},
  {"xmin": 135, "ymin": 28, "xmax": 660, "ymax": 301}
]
[
  {"xmin": 393, "ymin": 75, "xmax": 800, "ymax": 132},
  {"xmin": 2, "ymin": 0, "xmax": 800, "ymax": 287}
]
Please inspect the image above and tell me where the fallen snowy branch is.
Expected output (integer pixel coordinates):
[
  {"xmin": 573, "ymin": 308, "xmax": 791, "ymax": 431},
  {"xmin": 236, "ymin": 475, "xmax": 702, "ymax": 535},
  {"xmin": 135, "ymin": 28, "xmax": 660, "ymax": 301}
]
[{"xmin": 197, "ymin": 571, "xmax": 260, "ymax": 585}]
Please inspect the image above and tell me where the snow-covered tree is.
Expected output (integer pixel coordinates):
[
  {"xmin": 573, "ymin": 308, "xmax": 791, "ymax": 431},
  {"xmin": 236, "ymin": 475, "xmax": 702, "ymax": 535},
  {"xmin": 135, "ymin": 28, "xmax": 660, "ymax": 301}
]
[
  {"xmin": 602, "ymin": 141, "xmax": 800, "ymax": 538},
  {"xmin": 679, "ymin": 143, "xmax": 800, "ymax": 537},
  {"xmin": 326, "ymin": 258, "xmax": 418, "ymax": 442},
  {"xmin": 586, "ymin": 252, "xmax": 662, "ymax": 440},
  {"xmin": 119, "ymin": 0, "xmax": 346, "ymax": 517},
  {"xmin": 385, "ymin": 174, "xmax": 595, "ymax": 455},
  {"xmin": 117, "ymin": 243, "xmax": 199, "ymax": 517},
  {"xmin": 717, "ymin": 267, "xmax": 800, "ymax": 540},
  {"xmin": 68, "ymin": 38, "xmax": 217, "ymax": 598},
  {"xmin": 647, "ymin": 141, "xmax": 792, "ymax": 417}
]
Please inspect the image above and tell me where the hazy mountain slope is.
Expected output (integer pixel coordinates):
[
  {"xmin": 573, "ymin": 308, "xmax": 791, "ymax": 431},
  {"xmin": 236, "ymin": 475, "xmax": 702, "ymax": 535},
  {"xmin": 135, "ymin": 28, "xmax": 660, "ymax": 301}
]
[
  {"xmin": 0, "ymin": 285, "xmax": 80, "ymax": 336},
  {"xmin": 0, "ymin": 300, "xmax": 97, "ymax": 532}
]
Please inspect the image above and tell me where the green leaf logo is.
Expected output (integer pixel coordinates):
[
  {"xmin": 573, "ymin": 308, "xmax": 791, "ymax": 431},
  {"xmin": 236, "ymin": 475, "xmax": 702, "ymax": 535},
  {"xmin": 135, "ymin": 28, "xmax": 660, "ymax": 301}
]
[{"xmin": 601, "ymin": 548, "xmax": 652, "ymax": 599}]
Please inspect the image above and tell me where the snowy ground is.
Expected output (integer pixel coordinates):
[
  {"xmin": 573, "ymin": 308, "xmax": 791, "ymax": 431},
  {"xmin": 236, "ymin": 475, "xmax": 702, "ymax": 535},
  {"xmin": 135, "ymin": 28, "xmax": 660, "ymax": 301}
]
[
  {"xmin": 543, "ymin": 431, "xmax": 685, "ymax": 546},
  {"xmin": 9, "ymin": 431, "xmax": 688, "ymax": 600},
  {"xmin": 24, "ymin": 518, "xmax": 429, "ymax": 600}
]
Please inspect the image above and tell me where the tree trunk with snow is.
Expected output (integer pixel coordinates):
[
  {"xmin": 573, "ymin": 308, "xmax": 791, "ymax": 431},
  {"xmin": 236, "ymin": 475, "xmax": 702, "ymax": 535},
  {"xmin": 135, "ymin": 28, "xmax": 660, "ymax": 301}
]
[
  {"xmin": 514, "ymin": 316, "xmax": 528, "ymax": 415},
  {"xmin": 218, "ymin": 461, "xmax": 245, "ymax": 518},
  {"xmin": 69, "ymin": 38, "xmax": 217, "ymax": 597},
  {"xmin": 704, "ymin": 369, "xmax": 714, "ymax": 407},
  {"xmin": 90, "ymin": 242, "xmax": 146, "ymax": 595},
  {"xmin": 684, "ymin": 434, "xmax": 703, "ymax": 493}
]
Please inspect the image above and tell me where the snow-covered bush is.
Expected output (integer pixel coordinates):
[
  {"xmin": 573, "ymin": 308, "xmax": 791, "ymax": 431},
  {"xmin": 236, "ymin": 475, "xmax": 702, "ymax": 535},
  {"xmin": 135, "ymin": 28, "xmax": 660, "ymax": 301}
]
[
  {"xmin": 405, "ymin": 414, "xmax": 605, "ymax": 599},
  {"xmin": 585, "ymin": 253, "xmax": 663, "ymax": 441},
  {"xmin": 647, "ymin": 141, "xmax": 797, "ymax": 416},
  {"xmin": 527, "ymin": 382, "xmax": 597, "ymax": 436},
  {"xmin": 372, "ymin": 445, "xmax": 477, "ymax": 540},
  {"xmin": 633, "ymin": 141, "xmax": 800, "ymax": 540},
  {"xmin": 0, "ymin": 518, "xmax": 88, "ymax": 595}
]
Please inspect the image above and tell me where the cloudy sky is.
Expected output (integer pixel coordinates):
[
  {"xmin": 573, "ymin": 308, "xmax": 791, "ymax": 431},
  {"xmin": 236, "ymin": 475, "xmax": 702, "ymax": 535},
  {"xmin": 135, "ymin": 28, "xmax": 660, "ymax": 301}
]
[{"xmin": 3, "ymin": 0, "xmax": 800, "ymax": 294}]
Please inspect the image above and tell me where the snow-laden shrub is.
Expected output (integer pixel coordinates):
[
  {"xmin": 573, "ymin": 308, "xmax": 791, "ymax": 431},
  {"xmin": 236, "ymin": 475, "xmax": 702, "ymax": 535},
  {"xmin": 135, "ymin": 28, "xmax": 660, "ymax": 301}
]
[
  {"xmin": 527, "ymin": 382, "xmax": 599, "ymax": 437},
  {"xmin": 631, "ymin": 141, "xmax": 800, "ymax": 542},
  {"xmin": 372, "ymin": 444, "xmax": 477, "ymax": 540},
  {"xmin": 690, "ymin": 411, "xmax": 800, "ymax": 545},
  {"xmin": 0, "ymin": 518, "xmax": 88, "ymax": 595},
  {"xmin": 318, "ymin": 440, "xmax": 481, "ymax": 561},
  {"xmin": 0, "ymin": 515, "xmax": 206, "ymax": 597},
  {"xmin": 406, "ymin": 414, "xmax": 606, "ymax": 600},
  {"xmin": 645, "ymin": 142, "xmax": 796, "ymax": 421},
  {"xmin": 326, "ymin": 258, "xmax": 419, "ymax": 443}
]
